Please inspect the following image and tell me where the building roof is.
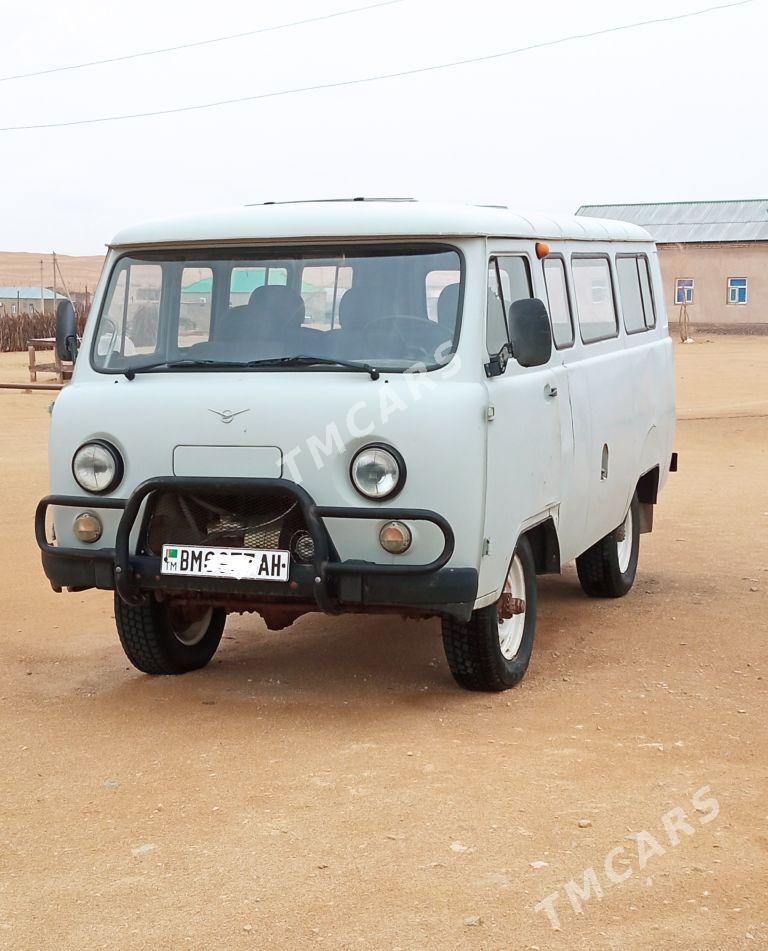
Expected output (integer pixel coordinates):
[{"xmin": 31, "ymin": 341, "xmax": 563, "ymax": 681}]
[
  {"xmin": 576, "ymin": 200, "xmax": 768, "ymax": 244},
  {"xmin": 110, "ymin": 199, "xmax": 652, "ymax": 248},
  {"xmin": 0, "ymin": 286, "xmax": 57, "ymax": 299}
]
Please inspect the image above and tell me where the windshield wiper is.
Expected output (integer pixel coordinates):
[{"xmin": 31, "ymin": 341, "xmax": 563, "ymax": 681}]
[
  {"xmin": 122, "ymin": 354, "xmax": 380, "ymax": 380},
  {"xmin": 122, "ymin": 358, "xmax": 218, "ymax": 380},
  {"xmin": 241, "ymin": 355, "xmax": 380, "ymax": 380}
]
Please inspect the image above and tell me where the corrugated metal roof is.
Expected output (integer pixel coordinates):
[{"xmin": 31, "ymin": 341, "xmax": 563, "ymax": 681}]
[
  {"xmin": 575, "ymin": 200, "xmax": 768, "ymax": 244},
  {"xmin": 0, "ymin": 286, "xmax": 57, "ymax": 299}
]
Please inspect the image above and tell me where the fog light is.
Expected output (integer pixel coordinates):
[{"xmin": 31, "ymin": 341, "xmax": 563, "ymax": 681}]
[
  {"xmin": 379, "ymin": 520, "xmax": 412, "ymax": 555},
  {"xmin": 73, "ymin": 512, "xmax": 102, "ymax": 544},
  {"xmin": 291, "ymin": 530, "xmax": 315, "ymax": 562}
]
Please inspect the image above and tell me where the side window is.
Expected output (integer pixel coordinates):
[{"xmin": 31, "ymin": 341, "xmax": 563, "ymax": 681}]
[
  {"xmin": 637, "ymin": 256, "xmax": 656, "ymax": 328},
  {"xmin": 486, "ymin": 260, "xmax": 508, "ymax": 355},
  {"xmin": 498, "ymin": 256, "xmax": 533, "ymax": 304},
  {"xmin": 486, "ymin": 255, "xmax": 532, "ymax": 354},
  {"xmin": 543, "ymin": 257, "xmax": 574, "ymax": 348},
  {"xmin": 571, "ymin": 256, "xmax": 618, "ymax": 343},
  {"xmin": 179, "ymin": 266, "xmax": 213, "ymax": 347},
  {"xmin": 617, "ymin": 255, "xmax": 656, "ymax": 334},
  {"xmin": 616, "ymin": 256, "xmax": 646, "ymax": 334}
]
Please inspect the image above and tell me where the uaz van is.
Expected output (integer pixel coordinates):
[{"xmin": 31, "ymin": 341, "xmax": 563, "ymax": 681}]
[{"xmin": 37, "ymin": 200, "xmax": 675, "ymax": 691}]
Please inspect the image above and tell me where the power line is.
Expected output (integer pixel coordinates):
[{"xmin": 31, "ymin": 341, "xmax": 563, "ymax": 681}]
[
  {"xmin": 0, "ymin": 0, "xmax": 403, "ymax": 84},
  {"xmin": 0, "ymin": 0, "xmax": 756, "ymax": 133}
]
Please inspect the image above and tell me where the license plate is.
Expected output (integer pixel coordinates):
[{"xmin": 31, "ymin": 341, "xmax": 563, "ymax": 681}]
[{"xmin": 161, "ymin": 544, "xmax": 290, "ymax": 582}]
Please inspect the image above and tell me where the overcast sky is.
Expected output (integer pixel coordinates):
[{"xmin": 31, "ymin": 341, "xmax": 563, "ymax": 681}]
[{"xmin": 1, "ymin": 0, "xmax": 765, "ymax": 254}]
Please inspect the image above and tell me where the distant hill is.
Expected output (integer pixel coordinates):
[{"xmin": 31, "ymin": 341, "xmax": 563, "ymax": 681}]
[{"xmin": 0, "ymin": 251, "xmax": 105, "ymax": 295}]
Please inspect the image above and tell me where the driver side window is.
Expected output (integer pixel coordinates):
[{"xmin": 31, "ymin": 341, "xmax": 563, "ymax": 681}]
[{"xmin": 486, "ymin": 255, "xmax": 533, "ymax": 354}]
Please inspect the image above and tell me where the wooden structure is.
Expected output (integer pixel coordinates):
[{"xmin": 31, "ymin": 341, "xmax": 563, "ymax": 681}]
[{"xmin": 27, "ymin": 337, "xmax": 73, "ymax": 383}]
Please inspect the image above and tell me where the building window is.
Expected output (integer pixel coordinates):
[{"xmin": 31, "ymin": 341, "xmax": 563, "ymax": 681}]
[
  {"xmin": 675, "ymin": 278, "xmax": 694, "ymax": 305},
  {"xmin": 727, "ymin": 277, "xmax": 747, "ymax": 304}
]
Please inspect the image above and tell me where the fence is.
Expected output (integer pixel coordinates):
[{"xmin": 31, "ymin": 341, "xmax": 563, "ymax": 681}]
[{"xmin": 0, "ymin": 306, "xmax": 88, "ymax": 353}]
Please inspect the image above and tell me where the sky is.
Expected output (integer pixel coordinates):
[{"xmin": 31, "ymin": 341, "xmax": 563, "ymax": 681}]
[{"xmin": 1, "ymin": 0, "xmax": 765, "ymax": 254}]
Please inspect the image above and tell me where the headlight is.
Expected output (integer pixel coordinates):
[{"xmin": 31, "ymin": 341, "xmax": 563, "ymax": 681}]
[
  {"xmin": 350, "ymin": 444, "xmax": 405, "ymax": 500},
  {"xmin": 72, "ymin": 441, "xmax": 123, "ymax": 494}
]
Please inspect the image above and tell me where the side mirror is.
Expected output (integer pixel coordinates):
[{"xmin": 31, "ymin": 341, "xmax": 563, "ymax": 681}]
[
  {"xmin": 508, "ymin": 298, "xmax": 552, "ymax": 368},
  {"xmin": 485, "ymin": 342, "xmax": 511, "ymax": 378},
  {"xmin": 55, "ymin": 299, "xmax": 78, "ymax": 363}
]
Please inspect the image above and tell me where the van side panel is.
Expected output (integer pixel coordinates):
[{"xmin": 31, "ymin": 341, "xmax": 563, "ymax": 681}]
[
  {"xmin": 567, "ymin": 244, "xmax": 674, "ymax": 555},
  {"xmin": 477, "ymin": 239, "xmax": 675, "ymax": 604}
]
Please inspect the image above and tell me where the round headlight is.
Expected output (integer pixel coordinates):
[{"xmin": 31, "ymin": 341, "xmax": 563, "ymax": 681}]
[
  {"xmin": 350, "ymin": 445, "xmax": 405, "ymax": 500},
  {"xmin": 72, "ymin": 441, "xmax": 123, "ymax": 494}
]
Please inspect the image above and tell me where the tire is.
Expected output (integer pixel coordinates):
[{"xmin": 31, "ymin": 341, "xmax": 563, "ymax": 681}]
[
  {"xmin": 441, "ymin": 535, "xmax": 537, "ymax": 692},
  {"xmin": 114, "ymin": 596, "xmax": 226, "ymax": 675},
  {"xmin": 576, "ymin": 491, "xmax": 640, "ymax": 598}
]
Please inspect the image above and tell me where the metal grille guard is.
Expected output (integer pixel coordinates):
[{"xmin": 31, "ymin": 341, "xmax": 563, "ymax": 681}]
[{"xmin": 36, "ymin": 477, "xmax": 455, "ymax": 612}]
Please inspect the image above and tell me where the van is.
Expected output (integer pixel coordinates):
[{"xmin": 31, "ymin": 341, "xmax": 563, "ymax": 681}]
[{"xmin": 37, "ymin": 200, "xmax": 675, "ymax": 691}]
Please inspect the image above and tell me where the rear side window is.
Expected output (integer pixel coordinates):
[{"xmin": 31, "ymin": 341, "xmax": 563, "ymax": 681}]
[
  {"xmin": 486, "ymin": 256, "xmax": 532, "ymax": 354},
  {"xmin": 543, "ymin": 257, "xmax": 574, "ymax": 348},
  {"xmin": 617, "ymin": 255, "xmax": 656, "ymax": 333},
  {"xmin": 571, "ymin": 256, "xmax": 617, "ymax": 343},
  {"xmin": 637, "ymin": 257, "xmax": 656, "ymax": 328}
]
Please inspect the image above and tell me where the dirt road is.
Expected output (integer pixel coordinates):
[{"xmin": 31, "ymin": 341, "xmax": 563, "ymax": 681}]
[{"xmin": 1, "ymin": 338, "xmax": 766, "ymax": 950}]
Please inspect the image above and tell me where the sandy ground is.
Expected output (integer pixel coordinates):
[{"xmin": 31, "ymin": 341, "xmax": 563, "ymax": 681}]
[{"xmin": 0, "ymin": 337, "xmax": 766, "ymax": 950}]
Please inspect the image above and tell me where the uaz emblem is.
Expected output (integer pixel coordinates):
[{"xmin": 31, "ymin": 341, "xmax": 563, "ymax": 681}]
[{"xmin": 208, "ymin": 408, "xmax": 250, "ymax": 424}]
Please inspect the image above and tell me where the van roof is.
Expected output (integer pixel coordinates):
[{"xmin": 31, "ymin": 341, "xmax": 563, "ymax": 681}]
[{"xmin": 109, "ymin": 199, "xmax": 653, "ymax": 248}]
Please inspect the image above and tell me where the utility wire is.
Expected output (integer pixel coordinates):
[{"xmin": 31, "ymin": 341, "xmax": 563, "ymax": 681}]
[
  {"xmin": 0, "ymin": 0, "xmax": 403, "ymax": 83},
  {"xmin": 0, "ymin": 0, "xmax": 756, "ymax": 133}
]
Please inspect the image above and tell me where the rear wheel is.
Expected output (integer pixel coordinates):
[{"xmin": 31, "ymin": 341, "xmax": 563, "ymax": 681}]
[
  {"xmin": 115, "ymin": 596, "xmax": 226, "ymax": 674},
  {"xmin": 441, "ymin": 535, "xmax": 537, "ymax": 692},
  {"xmin": 576, "ymin": 492, "xmax": 640, "ymax": 598}
]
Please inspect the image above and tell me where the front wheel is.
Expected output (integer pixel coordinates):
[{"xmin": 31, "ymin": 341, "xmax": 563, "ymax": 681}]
[
  {"xmin": 441, "ymin": 535, "xmax": 537, "ymax": 692},
  {"xmin": 115, "ymin": 596, "xmax": 226, "ymax": 674},
  {"xmin": 576, "ymin": 492, "xmax": 640, "ymax": 598}
]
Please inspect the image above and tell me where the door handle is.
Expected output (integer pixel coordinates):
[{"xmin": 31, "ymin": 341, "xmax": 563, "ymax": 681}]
[{"xmin": 545, "ymin": 383, "xmax": 558, "ymax": 398}]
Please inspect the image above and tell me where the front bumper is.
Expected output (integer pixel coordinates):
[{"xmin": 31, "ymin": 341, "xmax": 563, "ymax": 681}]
[{"xmin": 36, "ymin": 477, "xmax": 478, "ymax": 621}]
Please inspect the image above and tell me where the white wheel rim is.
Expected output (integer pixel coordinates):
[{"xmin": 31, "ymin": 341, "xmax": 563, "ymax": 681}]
[
  {"xmin": 170, "ymin": 607, "xmax": 213, "ymax": 647},
  {"xmin": 498, "ymin": 554, "xmax": 526, "ymax": 660},
  {"xmin": 616, "ymin": 508, "xmax": 633, "ymax": 574}
]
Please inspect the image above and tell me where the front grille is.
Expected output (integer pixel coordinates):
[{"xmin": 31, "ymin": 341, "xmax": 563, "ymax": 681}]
[{"xmin": 142, "ymin": 489, "xmax": 309, "ymax": 557}]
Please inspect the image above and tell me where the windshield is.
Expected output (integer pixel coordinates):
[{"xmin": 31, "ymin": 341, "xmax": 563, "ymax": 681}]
[{"xmin": 91, "ymin": 246, "xmax": 463, "ymax": 373}]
